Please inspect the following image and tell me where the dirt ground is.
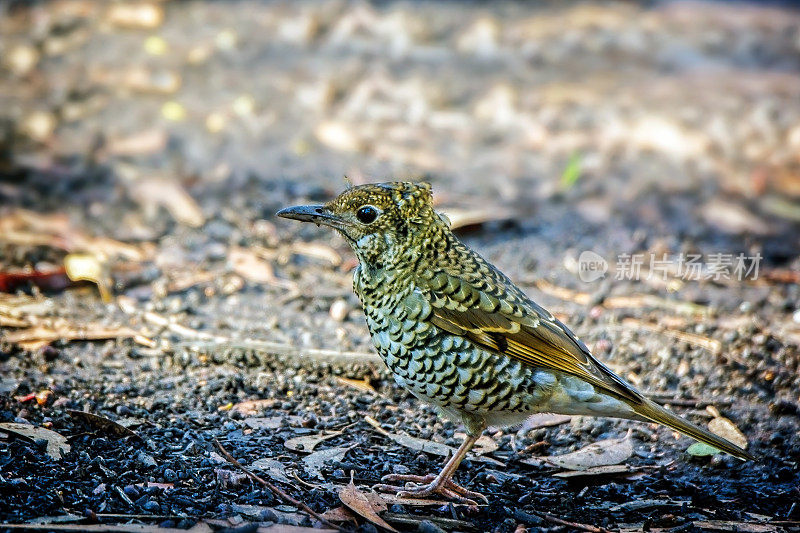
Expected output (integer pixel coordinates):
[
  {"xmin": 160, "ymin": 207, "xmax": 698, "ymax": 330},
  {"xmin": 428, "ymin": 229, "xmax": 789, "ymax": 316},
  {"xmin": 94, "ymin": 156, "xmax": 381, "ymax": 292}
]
[{"xmin": 1, "ymin": 1, "xmax": 799, "ymax": 532}]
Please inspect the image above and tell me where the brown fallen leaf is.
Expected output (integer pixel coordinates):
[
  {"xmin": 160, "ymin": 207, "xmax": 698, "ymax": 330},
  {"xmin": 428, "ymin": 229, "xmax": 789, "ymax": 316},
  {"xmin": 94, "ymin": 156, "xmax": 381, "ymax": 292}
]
[
  {"xmin": 229, "ymin": 247, "xmax": 293, "ymax": 289},
  {"xmin": 0, "ymin": 422, "xmax": 70, "ymax": 460},
  {"xmin": 339, "ymin": 480, "xmax": 398, "ymax": 532},
  {"xmin": 285, "ymin": 430, "xmax": 343, "ymax": 453},
  {"xmin": 67, "ymin": 410, "xmax": 141, "ymax": 440},
  {"xmin": 455, "ymin": 433, "xmax": 498, "ymax": 456},
  {"xmin": 707, "ymin": 415, "xmax": 748, "ymax": 450},
  {"xmin": 543, "ymin": 434, "xmax": 633, "ymax": 471},
  {"xmin": 229, "ymin": 398, "xmax": 278, "ymax": 416},
  {"xmin": 320, "ymin": 505, "xmax": 357, "ymax": 523},
  {"xmin": 0, "ymin": 209, "xmax": 146, "ymax": 261},
  {"xmin": 126, "ymin": 175, "xmax": 205, "ymax": 228}
]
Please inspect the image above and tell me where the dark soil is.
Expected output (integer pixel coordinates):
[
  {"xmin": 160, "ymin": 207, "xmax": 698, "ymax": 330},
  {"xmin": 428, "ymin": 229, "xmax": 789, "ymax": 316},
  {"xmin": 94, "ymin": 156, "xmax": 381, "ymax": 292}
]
[{"xmin": 1, "ymin": 1, "xmax": 799, "ymax": 532}]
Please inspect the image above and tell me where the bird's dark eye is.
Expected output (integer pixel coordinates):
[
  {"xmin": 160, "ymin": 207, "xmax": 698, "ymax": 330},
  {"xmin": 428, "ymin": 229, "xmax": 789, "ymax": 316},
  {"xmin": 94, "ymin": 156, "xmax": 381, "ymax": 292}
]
[{"xmin": 356, "ymin": 206, "xmax": 378, "ymax": 224}]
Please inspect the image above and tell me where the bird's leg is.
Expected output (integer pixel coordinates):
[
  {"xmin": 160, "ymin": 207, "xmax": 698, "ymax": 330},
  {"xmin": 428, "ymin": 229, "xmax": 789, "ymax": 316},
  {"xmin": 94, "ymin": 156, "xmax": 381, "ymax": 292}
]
[{"xmin": 375, "ymin": 433, "xmax": 487, "ymax": 505}]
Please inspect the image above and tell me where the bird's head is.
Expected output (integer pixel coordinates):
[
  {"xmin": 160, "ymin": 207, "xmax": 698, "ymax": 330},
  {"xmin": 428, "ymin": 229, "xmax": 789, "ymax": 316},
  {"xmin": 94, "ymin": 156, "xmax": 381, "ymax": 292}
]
[{"xmin": 277, "ymin": 181, "xmax": 444, "ymax": 269}]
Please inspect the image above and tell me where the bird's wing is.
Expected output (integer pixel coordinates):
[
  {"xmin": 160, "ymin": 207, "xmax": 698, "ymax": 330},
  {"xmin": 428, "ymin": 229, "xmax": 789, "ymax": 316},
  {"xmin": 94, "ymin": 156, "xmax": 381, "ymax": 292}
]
[{"xmin": 418, "ymin": 270, "xmax": 643, "ymax": 405}]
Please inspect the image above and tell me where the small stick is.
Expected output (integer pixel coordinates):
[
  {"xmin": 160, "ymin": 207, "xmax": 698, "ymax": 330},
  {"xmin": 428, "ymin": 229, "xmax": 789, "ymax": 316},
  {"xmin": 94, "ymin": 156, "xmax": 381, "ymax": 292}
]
[
  {"xmin": 213, "ymin": 439, "xmax": 344, "ymax": 532},
  {"xmin": 530, "ymin": 511, "xmax": 611, "ymax": 533}
]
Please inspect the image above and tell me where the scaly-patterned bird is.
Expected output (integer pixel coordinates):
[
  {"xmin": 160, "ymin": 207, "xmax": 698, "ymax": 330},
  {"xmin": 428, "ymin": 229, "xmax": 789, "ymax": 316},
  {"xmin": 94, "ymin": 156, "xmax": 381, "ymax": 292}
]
[{"xmin": 277, "ymin": 181, "xmax": 752, "ymax": 504}]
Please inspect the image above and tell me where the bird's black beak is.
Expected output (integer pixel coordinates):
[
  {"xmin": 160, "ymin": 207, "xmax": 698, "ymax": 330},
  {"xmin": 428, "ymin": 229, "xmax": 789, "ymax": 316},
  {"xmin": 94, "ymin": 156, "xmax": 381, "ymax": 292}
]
[{"xmin": 276, "ymin": 204, "xmax": 341, "ymax": 227}]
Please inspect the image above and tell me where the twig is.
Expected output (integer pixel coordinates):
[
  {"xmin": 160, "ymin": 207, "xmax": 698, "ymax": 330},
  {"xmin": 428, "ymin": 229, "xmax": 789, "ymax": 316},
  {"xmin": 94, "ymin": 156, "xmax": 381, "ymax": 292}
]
[
  {"xmin": 620, "ymin": 318, "xmax": 722, "ymax": 354},
  {"xmin": 179, "ymin": 339, "xmax": 381, "ymax": 365},
  {"xmin": 213, "ymin": 438, "xmax": 345, "ymax": 532},
  {"xmin": 647, "ymin": 394, "xmax": 733, "ymax": 408},
  {"xmin": 529, "ymin": 511, "xmax": 611, "ymax": 533}
]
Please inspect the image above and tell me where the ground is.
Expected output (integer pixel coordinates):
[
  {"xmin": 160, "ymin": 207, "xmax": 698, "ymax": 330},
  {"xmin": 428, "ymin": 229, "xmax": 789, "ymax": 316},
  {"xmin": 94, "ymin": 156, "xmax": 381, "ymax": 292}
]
[{"xmin": 1, "ymin": 1, "xmax": 799, "ymax": 532}]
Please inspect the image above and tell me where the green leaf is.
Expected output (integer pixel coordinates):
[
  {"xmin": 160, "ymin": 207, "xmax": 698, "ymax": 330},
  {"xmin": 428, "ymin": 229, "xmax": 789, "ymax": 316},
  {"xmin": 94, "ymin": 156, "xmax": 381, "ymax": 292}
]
[
  {"xmin": 560, "ymin": 152, "xmax": 582, "ymax": 190},
  {"xmin": 687, "ymin": 442, "xmax": 722, "ymax": 457}
]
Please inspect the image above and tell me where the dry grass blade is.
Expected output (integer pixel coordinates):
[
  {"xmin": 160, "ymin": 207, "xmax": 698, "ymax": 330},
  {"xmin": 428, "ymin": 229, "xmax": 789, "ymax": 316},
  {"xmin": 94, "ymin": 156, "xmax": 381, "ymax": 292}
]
[
  {"xmin": 0, "ymin": 209, "xmax": 146, "ymax": 261},
  {"xmin": 622, "ymin": 318, "xmax": 722, "ymax": 354},
  {"xmin": 3, "ymin": 323, "xmax": 140, "ymax": 346}
]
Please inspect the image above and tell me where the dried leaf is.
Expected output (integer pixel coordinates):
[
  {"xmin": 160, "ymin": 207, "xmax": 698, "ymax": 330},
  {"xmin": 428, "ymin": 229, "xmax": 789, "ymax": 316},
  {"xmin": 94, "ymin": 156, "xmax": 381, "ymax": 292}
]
[
  {"xmin": 692, "ymin": 520, "xmax": 780, "ymax": 532},
  {"xmin": 0, "ymin": 209, "xmax": 145, "ymax": 261},
  {"xmin": 229, "ymin": 398, "xmax": 278, "ymax": 416},
  {"xmin": 290, "ymin": 241, "xmax": 342, "ymax": 266},
  {"xmin": 375, "ymin": 493, "xmax": 451, "ymax": 506},
  {"xmin": 64, "ymin": 253, "xmax": 112, "ymax": 302},
  {"xmin": 708, "ymin": 416, "xmax": 748, "ymax": 449},
  {"xmin": 127, "ymin": 176, "xmax": 204, "ymax": 228},
  {"xmin": 242, "ymin": 416, "xmax": 284, "ymax": 430},
  {"xmin": 320, "ymin": 506, "xmax": 357, "ymax": 522},
  {"xmin": 0, "ymin": 422, "xmax": 70, "ymax": 460},
  {"xmin": 67, "ymin": 410, "xmax": 141, "ymax": 440},
  {"xmin": 455, "ymin": 433, "xmax": 498, "ymax": 455},
  {"xmin": 303, "ymin": 445, "xmax": 353, "ymax": 481},
  {"xmin": 543, "ymin": 436, "xmax": 633, "ymax": 471},
  {"xmin": 229, "ymin": 247, "xmax": 281, "ymax": 285},
  {"xmin": 336, "ymin": 376, "xmax": 375, "ymax": 394},
  {"xmin": 251, "ymin": 458, "xmax": 292, "ymax": 485},
  {"xmin": 365, "ymin": 416, "xmax": 501, "ymax": 464},
  {"xmin": 442, "ymin": 207, "xmax": 512, "ymax": 231},
  {"xmin": 285, "ymin": 430, "xmax": 342, "ymax": 453},
  {"xmin": 520, "ymin": 413, "xmax": 573, "ymax": 431},
  {"xmin": 2, "ymin": 323, "xmax": 139, "ymax": 347},
  {"xmin": 338, "ymin": 481, "xmax": 398, "ymax": 532},
  {"xmin": 134, "ymin": 482, "xmax": 174, "ymax": 491},
  {"xmin": 553, "ymin": 464, "xmax": 650, "ymax": 479}
]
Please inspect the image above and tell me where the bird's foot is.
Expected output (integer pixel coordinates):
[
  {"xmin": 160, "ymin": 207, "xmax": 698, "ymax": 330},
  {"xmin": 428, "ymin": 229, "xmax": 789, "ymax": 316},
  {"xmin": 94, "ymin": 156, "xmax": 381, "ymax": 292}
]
[{"xmin": 375, "ymin": 473, "xmax": 488, "ymax": 505}]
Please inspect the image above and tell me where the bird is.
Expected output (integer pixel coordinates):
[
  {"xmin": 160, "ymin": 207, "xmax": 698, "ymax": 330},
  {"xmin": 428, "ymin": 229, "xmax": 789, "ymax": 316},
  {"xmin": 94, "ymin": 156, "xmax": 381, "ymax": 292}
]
[{"xmin": 277, "ymin": 181, "xmax": 753, "ymax": 505}]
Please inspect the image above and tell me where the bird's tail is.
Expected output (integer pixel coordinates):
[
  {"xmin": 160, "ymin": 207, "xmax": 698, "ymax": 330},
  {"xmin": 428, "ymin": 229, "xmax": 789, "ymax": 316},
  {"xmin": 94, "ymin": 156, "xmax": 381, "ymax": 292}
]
[{"xmin": 632, "ymin": 398, "xmax": 755, "ymax": 461}]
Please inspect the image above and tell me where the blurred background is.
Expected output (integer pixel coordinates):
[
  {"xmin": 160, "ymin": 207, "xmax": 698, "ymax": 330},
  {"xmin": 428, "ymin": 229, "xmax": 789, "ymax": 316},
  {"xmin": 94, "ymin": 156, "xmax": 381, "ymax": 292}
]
[{"xmin": 1, "ymin": 1, "xmax": 799, "ymax": 531}]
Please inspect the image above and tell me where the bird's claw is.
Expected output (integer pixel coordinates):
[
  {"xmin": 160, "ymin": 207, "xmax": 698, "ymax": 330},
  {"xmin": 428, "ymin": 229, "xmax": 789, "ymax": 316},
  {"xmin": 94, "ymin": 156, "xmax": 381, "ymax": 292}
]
[{"xmin": 375, "ymin": 473, "xmax": 488, "ymax": 505}]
